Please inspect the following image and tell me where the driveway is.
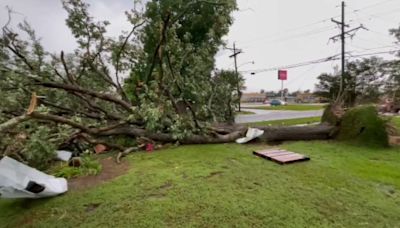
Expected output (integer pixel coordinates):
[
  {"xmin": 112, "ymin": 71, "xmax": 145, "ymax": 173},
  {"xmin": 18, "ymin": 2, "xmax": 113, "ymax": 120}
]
[{"xmin": 235, "ymin": 109, "xmax": 323, "ymax": 123}]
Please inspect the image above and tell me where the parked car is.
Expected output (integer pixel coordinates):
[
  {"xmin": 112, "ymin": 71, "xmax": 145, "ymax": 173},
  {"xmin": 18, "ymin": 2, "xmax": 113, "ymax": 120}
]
[{"xmin": 270, "ymin": 99, "xmax": 287, "ymax": 106}]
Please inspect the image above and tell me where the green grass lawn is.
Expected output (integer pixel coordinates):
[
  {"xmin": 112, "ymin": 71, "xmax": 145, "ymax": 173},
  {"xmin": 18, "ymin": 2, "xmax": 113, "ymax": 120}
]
[
  {"xmin": 248, "ymin": 116, "xmax": 321, "ymax": 127},
  {"xmin": 391, "ymin": 116, "xmax": 400, "ymax": 129},
  {"xmin": 235, "ymin": 111, "xmax": 255, "ymax": 115},
  {"xmin": 244, "ymin": 104, "xmax": 325, "ymax": 111},
  {"xmin": 1, "ymin": 141, "xmax": 400, "ymax": 227}
]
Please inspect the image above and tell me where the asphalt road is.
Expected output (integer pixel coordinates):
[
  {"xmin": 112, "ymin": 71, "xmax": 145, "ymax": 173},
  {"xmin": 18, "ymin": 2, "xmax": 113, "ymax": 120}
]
[{"xmin": 235, "ymin": 109, "xmax": 323, "ymax": 124}]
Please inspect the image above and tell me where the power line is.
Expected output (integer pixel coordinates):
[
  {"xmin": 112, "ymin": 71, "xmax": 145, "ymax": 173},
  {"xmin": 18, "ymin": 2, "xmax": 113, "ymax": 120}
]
[
  {"xmin": 367, "ymin": 29, "xmax": 394, "ymax": 39},
  {"xmin": 222, "ymin": 1, "xmax": 399, "ymax": 79},
  {"xmin": 233, "ymin": 1, "xmax": 398, "ymax": 48},
  {"xmin": 348, "ymin": 49, "xmax": 400, "ymax": 58},
  {"xmin": 237, "ymin": 49, "xmax": 398, "ymax": 75},
  {"xmin": 298, "ymin": 64, "xmax": 320, "ymax": 91},
  {"xmin": 282, "ymin": 0, "xmax": 396, "ymax": 31},
  {"xmin": 344, "ymin": 6, "xmax": 398, "ymax": 52},
  {"xmin": 348, "ymin": 44, "xmax": 398, "ymax": 52},
  {"xmin": 240, "ymin": 25, "xmax": 337, "ymax": 48},
  {"xmin": 353, "ymin": 49, "xmax": 400, "ymax": 56},
  {"xmin": 286, "ymin": 64, "xmax": 320, "ymax": 87},
  {"xmin": 352, "ymin": 0, "xmax": 397, "ymax": 12},
  {"xmin": 355, "ymin": 34, "xmax": 395, "ymax": 47},
  {"xmin": 286, "ymin": 44, "xmax": 340, "ymax": 90},
  {"xmin": 347, "ymin": 0, "xmax": 398, "ymax": 24},
  {"xmin": 237, "ymin": 21, "xmax": 337, "ymax": 46},
  {"xmin": 349, "ymin": 6, "xmax": 400, "ymax": 24},
  {"xmin": 350, "ymin": 8, "xmax": 398, "ymax": 25},
  {"xmin": 233, "ymin": 0, "xmax": 397, "ymax": 48},
  {"xmin": 240, "ymin": 54, "xmax": 341, "ymax": 74}
]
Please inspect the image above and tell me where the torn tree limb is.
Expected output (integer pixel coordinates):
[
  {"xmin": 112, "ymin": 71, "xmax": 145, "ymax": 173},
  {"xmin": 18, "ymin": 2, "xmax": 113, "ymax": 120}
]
[
  {"xmin": 116, "ymin": 147, "xmax": 139, "ymax": 164},
  {"xmin": 0, "ymin": 93, "xmax": 38, "ymax": 133},
  {"xmin": 71, "ymin": 92, "xmax": 122, "ymax": 121},
  {"xmin": 114, "ymin": 21, "xmax": 146, "ymax": 103},
  {"xmin": 0, "ymin": 115, "xmax": 31, "ymax": 133},
  {"xmin": 38, "ymin": 99, "xmax": 105, "ymax": 120},
  {"xmin": 37, "ymin": 82, "xmax": 132, "ymax": 112},
  {"xmin": 29, "ymin": 112, "xmax": 93, "ymax": 133}
]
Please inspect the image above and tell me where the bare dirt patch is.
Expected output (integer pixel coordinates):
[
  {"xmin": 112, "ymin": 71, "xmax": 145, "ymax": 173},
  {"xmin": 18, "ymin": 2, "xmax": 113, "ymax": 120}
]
[{"xmin": 68, "ymin": 157, "xmax": 130, "ymax": 191}]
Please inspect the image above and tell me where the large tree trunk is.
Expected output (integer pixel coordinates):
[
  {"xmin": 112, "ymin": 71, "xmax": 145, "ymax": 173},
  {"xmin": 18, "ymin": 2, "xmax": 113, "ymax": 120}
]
[
  {"xmin": 99, "ymin": 124, "xmax": 335, "ymax": 144},
  {"xmin": 1, "ymin": 112, "xmax": 334, "ymax": 147},
  {"xmin": 258, "ymin": 125, "xmax": 334, "ymax": 142},
  {"xmin": 28, "ymin": 113, "xmax": 334, "ymax": 145}
]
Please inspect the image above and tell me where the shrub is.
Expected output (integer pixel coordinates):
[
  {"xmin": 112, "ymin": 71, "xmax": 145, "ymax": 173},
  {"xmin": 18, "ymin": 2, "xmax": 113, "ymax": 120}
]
[
  {"xmin": 337, "ymin": 105, "xmax": 389, "ymax": 147},
  {"xmin": 52, "ymin": 156, "xmax": 102, "ymax": 179},
  {"xmin": 22, "ymin": 126, "xmax": 57, "ymax": 170},
  {"xmin": 1, "ymin": 120, "xmax": 76, "ymax": 170}
]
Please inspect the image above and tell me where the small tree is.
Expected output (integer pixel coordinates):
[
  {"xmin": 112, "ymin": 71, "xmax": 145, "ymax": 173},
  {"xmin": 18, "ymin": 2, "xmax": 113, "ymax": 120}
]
[
  {"xmin": 315, "ymin": 57, "xmax": 386, "ymax": 106},
  {"xmin": 385, "ymin": 26, "xmax": 400, "ymax": 100}
]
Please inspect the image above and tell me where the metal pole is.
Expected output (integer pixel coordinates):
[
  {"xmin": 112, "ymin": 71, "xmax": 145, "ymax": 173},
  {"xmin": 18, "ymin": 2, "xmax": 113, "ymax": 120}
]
[
  {"xmin": 339, "ymin": 1, "xmax": 345, "ymax": 100},
  {"xmin": 281, "ymin": 80, "xmax": 284, "ymax": 101},
  {"xmin": 233, "ymin": 42, "xmax": 241, "ymax": 112}
]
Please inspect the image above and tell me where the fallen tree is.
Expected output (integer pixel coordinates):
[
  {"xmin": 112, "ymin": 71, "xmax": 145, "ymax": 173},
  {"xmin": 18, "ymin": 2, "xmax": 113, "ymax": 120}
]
[
  {"xmin": 0, "ymin": 0, "xmax": 336, "ymax": 167},
  {"xmin": 3, "ymin": 106, "xmax": 335, "ymax": 146}
]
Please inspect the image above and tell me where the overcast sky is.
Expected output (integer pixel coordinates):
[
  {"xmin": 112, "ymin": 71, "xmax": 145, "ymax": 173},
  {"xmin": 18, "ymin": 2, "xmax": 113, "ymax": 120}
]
[{"xmin": 1, "ymin": 0, "xmax": 399, "ymax": 93}]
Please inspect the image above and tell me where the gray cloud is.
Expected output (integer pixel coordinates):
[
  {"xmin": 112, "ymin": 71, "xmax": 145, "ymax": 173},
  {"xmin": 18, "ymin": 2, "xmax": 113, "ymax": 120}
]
[
  {"xmin": 0, "ymin": 0, "xmax": 134, "ymax": 53},
  {"xmin": 1, "ymin": 0, "xmax": 399, "ymax": 92}
]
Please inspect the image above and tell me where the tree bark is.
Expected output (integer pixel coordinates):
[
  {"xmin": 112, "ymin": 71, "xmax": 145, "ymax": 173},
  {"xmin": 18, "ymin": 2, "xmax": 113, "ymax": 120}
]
[
  {"xmin": 3, "ymin": 112, "xmax": 335, "ymax": 147},
  {"xmin": 257, "ymin": 125, "xmax": 334, "ymax": 141},
  {"xmin": 96, "ymin": 124, "xmax": 335, "ymax": 144},
  {"xmin": 0, "ymin": 115, "xmax": 31, "ymax": 133}
]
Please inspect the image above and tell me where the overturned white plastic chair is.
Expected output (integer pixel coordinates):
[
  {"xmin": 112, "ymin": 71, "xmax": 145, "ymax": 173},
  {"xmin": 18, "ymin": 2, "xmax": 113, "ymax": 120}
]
[
  {"xmin": 235, "ymin": 128, "xmax": 265, "ymax": 144},
  {"xmin": 0, "ymin": 156, "xmax": 68, "ymax": 199}
]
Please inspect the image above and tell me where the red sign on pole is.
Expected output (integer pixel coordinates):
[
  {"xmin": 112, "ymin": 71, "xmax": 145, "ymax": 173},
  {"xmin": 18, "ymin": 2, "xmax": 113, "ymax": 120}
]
[{"xmin": 278, "ymin": 70, "xmax": 288, "ymax": 80}]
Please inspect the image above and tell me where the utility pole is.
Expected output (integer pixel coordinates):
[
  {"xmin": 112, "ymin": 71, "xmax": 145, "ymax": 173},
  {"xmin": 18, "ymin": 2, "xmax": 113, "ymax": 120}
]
[
  {"xmin": 229, "ymin": 42, "xmax": 243, "ymax": 111},
  {"xmin": 341, "ymin": 1, "xmax": 345, "ymax": 101},
  {"xmin": 330, "ymin": 1, "xmax": 366, "ymax": 102}
]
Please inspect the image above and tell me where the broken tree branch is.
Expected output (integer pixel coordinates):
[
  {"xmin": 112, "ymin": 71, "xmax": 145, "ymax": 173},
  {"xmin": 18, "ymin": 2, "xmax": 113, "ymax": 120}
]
[
  {"xmin": 60, "ymin": 51, "xmax": 76, "ymax": 84},
  {"xmin": 0, "ymin": 115, "xmax": 31, "ymax": 133},
  {"xmin": 146, "ymin": 13, "xmax": 171, "ymax": 83},
  {"xmin": 37, "ymin": 81, "xmax": 133, "ymax": 112},
  {"xmin": 114, "ymin": 21, "xmax": 145, "ymax": 102},
  {"xmin": 116, "ymin": 147, "xmax": 139, "ymax": 164},
  {"xmin": 39, "ymin": 99, "xmax": 106, "ymax": 121}
]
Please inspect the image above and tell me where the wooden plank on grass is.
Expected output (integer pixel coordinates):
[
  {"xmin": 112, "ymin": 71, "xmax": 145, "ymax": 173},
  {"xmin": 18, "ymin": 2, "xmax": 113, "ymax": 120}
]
[{"xmin": 253, "ymin": 149, "xmax": 310, "ymax": 165}]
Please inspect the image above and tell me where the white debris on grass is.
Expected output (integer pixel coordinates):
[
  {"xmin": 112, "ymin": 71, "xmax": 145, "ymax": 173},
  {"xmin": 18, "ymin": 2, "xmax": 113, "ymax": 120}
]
[
  {"xmin": 236, "ymin": 128, "xmax": 265, "ymax": 144},
  {"xmin": 0, "ymin": 156, "xmax": 68, "ymax": 199},
  {"xmin": 55, "ymin": 150, "xmax": 73, "ymax": 162}
]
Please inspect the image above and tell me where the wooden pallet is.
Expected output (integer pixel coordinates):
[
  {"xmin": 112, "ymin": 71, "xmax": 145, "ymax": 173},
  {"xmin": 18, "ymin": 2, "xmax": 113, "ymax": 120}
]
[{"xmin": 253, "ymin": 149, "xmax": 310, "ymax": 165}]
